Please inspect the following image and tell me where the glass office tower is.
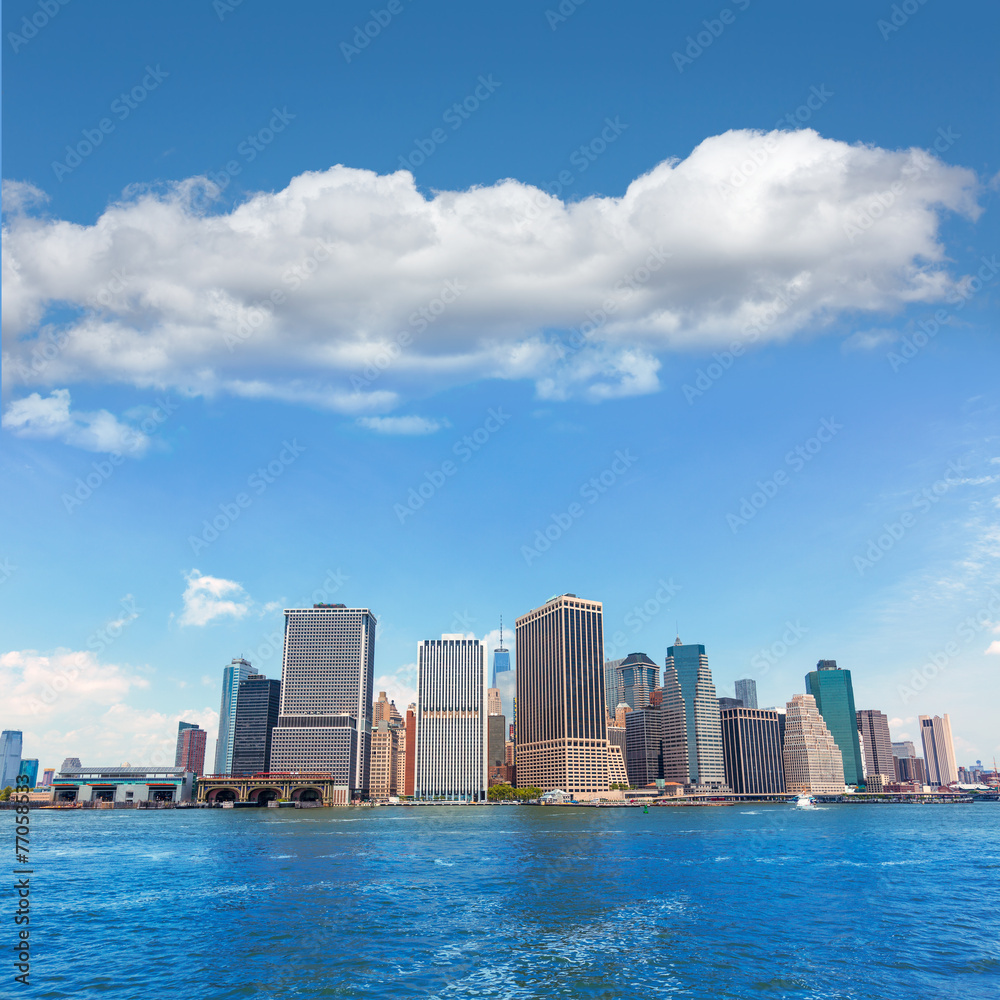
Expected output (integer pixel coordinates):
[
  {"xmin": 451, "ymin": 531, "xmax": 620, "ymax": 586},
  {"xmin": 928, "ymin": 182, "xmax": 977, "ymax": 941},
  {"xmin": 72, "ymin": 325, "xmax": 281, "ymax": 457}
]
[
  {"xmin": 214, "ymin": 657, "xmax": 257, "ymax": 775},
  {"xmin": 804, "ymin": 660, "xmax": 864, "ymax": 786},
  {"xmin": 665, "ymin": 638, "xmax": 725, "ymax": 785}
]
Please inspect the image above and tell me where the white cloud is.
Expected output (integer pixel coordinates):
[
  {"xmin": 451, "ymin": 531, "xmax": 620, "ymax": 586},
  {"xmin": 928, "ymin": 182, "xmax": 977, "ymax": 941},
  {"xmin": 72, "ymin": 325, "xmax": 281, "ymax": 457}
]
[
  {"xmin": 0, "ymin": 648, "xmax": 148, "ymax": 717},
  {"xmin": 1, "ymin": 388, "xmax": 150, "ymax": 455},
  {"xmin": 842, "ymin": 328, "xmax": 899, "ymax": 352},
  {"xmin": 2, "ymin": 129, "xmax": 980, "ymax": 408},
  {"xmin": 178, "ymin": 570, "xmax": 252, "ymax": 627},
  {"xmin": 357, "ymin": 415, "xmax": 449, "ymax": 435},
  {"xmin": 374, "ymin": 664, "xmax": 417, "ymax": 711},
  {"xmin": 986, "ymin": 641, "xmax": 1000, "ymax": 655}
]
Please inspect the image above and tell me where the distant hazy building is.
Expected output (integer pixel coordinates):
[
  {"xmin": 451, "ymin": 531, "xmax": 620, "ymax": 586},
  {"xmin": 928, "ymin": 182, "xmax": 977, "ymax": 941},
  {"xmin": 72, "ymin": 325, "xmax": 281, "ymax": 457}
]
[
  {"xmin": 270, "ymin": 605, "xmax": 377, "ymax": 795},
  {"xmin": 735, "ymin": 678, "xmax": 758, "ymax": 710},
  {"xmin": 894, "ymin": 755, "xmax": 927, "ymax": 785},
  {"xmin": 19, "ymin": 759, "xmax": 39, "ymax": 789},
  {"xmin": 60, "ymin": 757, "xmax": 81, "ymax": 772},
  {"xmin": 0, "ymin": 731, "xmax": 23, "ymax": 788},
  {"xmin": 416, "ymin": 636, "xmax": 487, "ymax": 800},
  {"xmin": 920, "ymin": 714, "xmax": 958, "ymax": 785},
  {"xmin": 41, "ymin": 768, "xmax": 55, "ymax": 787},
  {"xmin": 515, "ymin": 594, "xmax": 610, "ymax": 794},
  {"xmin": 604, "ymin": 658, "xmax": 624, "ymax": 721},
  {"xmin": 718, "ymin": 697, "xmax": 743, "ymax": 711},
  {"xmin": 488, "ymin": 688, "xmax": 502, "ymax": 716},
  {"xmin": 783, "ymin": 694, "xmax": 845, "ymax": 794},
  {"xmin": 721, "ymin": 708, "xmax": 785, "ymax": 795},
  {"xmin": 666, "ymin": 637, "xmax": 725, "ymax": 786},
  {"xmin": 214, "ymin": 657, "xmax": 257, "ymax": 775},
  {"xmin": 175, "ymin": 725, "xmax": 207, "ymax": 775},
  {"xmin": 857, "ymin": 709, "xmax": 894, "ymax": 781},
  {"xmin": 232, "ymin": 675, "xmax": 281, "ymax": 777},
  {"xmin": 658, "ymin": 665, "xmax": 690, "ymax": 785},
  {"xmin": 892, "ymin": 740, "xmax": 917, "ymax": 759},
  {"xmin": 805, "ymin": 660, "xmax": 863, "ymax": 786},
  {"xmin": 616, "ymin": 652, "xmax": 659, "ymax": 710}
]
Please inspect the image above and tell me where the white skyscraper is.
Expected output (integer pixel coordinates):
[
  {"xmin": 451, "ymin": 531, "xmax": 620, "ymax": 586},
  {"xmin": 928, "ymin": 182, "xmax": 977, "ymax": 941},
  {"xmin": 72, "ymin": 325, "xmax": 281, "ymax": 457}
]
[
  {"xmin": 919, "ymin": 714, "xmax": 958, "ymax": 786},
  {"xmin": 213, "ymin": 657, "xmax": 257, "ymax": 775},
  {"xmin": 415, "ymin": 635, "xmax": 487, "ymax": 801},
  {"xmin": 269, "ymin": 605, "xmax": 377, "ymax": 794}
]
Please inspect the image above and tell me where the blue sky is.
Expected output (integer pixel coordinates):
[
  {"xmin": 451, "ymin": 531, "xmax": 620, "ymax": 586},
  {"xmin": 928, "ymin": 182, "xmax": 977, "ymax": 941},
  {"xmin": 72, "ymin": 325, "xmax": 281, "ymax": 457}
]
[{"xmin": 2, "ymin": 0, "xmax": 998, "ymax": 772}]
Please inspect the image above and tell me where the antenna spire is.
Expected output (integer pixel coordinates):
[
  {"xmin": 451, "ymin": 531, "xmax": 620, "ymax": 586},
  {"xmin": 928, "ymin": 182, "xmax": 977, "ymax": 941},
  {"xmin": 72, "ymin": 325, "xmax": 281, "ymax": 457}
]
[{"xmin": 499, "ymin": 614, "xmax": 503, "ymax": 647}]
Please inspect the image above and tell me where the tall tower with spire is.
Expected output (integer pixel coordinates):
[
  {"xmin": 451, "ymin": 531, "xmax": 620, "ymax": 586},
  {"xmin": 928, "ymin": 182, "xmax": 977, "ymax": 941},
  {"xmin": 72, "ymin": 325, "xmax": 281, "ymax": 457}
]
[{"xmin": 492, "ymin": 615, "xmax": 511, "ymax": 687}]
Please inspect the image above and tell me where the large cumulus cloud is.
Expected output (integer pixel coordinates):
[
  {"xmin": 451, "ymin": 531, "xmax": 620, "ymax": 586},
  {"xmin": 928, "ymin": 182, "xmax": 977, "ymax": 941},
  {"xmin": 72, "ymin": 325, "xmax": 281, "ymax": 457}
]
[{"xmin": 1, "ymin": 128, "xmax": 979, "ymax": 412}]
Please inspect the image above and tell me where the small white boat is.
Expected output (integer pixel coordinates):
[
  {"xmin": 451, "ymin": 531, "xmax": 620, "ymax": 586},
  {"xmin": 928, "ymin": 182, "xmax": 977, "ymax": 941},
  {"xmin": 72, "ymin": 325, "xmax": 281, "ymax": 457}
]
[{"xmin": 793, "ymin": 793, "xmax": 816, "ymax": 809}]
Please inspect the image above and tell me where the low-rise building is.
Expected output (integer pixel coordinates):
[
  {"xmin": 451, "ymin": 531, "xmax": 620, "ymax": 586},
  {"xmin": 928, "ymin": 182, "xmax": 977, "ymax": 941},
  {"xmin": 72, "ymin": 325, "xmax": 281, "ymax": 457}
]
[{"xmin": 52, "ymin": 766, "xmax": 194, "ymax": 805}]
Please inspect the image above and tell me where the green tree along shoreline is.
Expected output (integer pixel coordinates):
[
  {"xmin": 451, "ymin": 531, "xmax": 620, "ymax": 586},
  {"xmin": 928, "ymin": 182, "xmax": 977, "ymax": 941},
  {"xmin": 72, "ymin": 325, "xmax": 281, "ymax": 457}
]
[{"xmin": 487, "ymin": 784, "xmax": 542, "ymax": 801}]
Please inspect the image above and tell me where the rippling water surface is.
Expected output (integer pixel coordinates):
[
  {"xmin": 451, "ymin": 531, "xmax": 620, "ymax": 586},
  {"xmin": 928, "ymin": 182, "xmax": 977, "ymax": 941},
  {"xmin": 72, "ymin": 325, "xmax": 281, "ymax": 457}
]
[{"xmin": 21, "ymin": 803, "xmax": 1000, "ymax": 999}]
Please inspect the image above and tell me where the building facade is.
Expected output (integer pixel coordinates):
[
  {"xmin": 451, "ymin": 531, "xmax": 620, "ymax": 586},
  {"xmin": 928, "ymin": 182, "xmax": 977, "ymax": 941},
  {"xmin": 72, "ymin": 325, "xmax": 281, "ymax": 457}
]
[
  {"xmin": 492, "ymin": 642, "xmax": 511, "ymax": 688},
  {"xmin": 625, "ymin": 707, "xmax": 664, "ymax": 789},
  {"xmin": 52, "ymin": 766, "xmax": 195, "ymax": 805},
  {"xmin": 604, "ymin": 658, "xmax": 623, "ymax": 722},
  {"xmin": 41, "ymin": 768, "xmax": 55, "ymax": 787},
  {"xmin": 919, "ymin": 714, "xmax": 958, "ymax": 785},
  {"xmin": 488, "ymin": 714, "xmax": 507, "ymax": 768},
  {"xmin": 805, "ymin": 660, "xmax": 864, "ymax": 786},
  {"xmin": 658, "ymin": 664, "xmax": 690, "ymax": 784},
  {"xmin": 515, "ymin": 594, "xmax": 610, "ymax": 795},
  {"xmin": 666, "ymin": 638, "xmax": 725, "ymax": 786},
  {"xmin": 616, "ymin": 652, "xmax": 659, "ymax": 710},
  {"xmin": 18, "ymin": 759, "xmax": 39, "ymax": 789},
  {"xmin": 415, "ymin": 636, "xmax": 487, "ymax": 801},
  {"xmin": 488, "ymin": 687, "xmax": 502, "ymax": 716},
  {"xmin": 735, "ymin": 678, "xmax": 758, "ymax": 710},
  {"xmin": 369, "ymin": 722, "xmax": 400, "ymax": 800},
  {"xmin": 232, "ymin": 675, "xmax": 281, "ymax": 777},
  {"xmin": 175, "ymin": 725, "xmax": 207, "ymax": 776},
  {"xmin": 720, "ymin": 708, "xmax": 785, "ymax": 795},
  {"xmin": 404, "ymin": 705, "xmax": 416, "ymax": 796},
  {"xmin": 214, "ymin": 657, "xmax": 257, "ymax": 775},
  {"xmin": 1, "ymin": 731, "xmax": 23, "ymax": 788},
  {"xmin": 857, "ymin": 709, "xmax": 895, "ymax": 781},
  {"xmin": 782, "ymin": 694, "xmax": 846, "ymax": 794},
  {"xmin": 269, "ymin": 605, "xmax": 377, "ymax": 795}
]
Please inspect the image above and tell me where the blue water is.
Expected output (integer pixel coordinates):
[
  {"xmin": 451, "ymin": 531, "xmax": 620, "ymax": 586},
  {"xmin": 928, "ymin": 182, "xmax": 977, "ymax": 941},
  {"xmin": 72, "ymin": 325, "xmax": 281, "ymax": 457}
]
[{"xmin": 16, "ymin": 803, "xmax": 1000, "ymax": 999}]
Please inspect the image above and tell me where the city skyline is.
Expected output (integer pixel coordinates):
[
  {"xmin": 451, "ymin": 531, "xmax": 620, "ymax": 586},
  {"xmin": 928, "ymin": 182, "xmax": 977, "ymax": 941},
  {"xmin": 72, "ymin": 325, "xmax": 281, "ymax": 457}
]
[{"xmin": 2, "ymin": 5, "xmax": 998, "ymax": 781}]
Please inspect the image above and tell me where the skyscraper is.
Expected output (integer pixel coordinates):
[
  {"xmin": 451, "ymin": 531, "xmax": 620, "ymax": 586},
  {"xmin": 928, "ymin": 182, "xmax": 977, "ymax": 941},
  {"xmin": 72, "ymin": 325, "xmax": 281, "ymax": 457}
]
[
  {"xmin": 658, "ymin": 663, "xmax": 690, "ymax": 785},
  {"xmin": 616, "ymin": 652, "xmax": 659, "ymax": 710},
  {"xmin": 625, "ymin": 707, "xmax": 664, "ymax": 788},
  {"xmin": 369, "ymin": 722, "xmax": 399, "ymax": 800},
  {"xmin": 488, "ymin": 714, "xmax": 507, "ymax": 768},
  {"xmin": 175, "ymin": 725, "xmax": 207, "ymax": 775},
  {"xmin": 919, "ymin": 714, "xmax": 958, "ymax": 785},
  {"xmin": 232, "ymin": 674, "xmax": 281, "ymax": 776},
  {"xmin": 60, "ymin": 757, "xmax": 81, "ymax": 772},
  {"xmin": 373, "ymin": 691, "xmax": 401, "ymax": 724},
  {"xmin": 269, "ymin": 605, "xmax": 377, "ymax": 795},
  {"xmin": 41, "ymin": 768, "xmax": 55, "ymax": 787},
  {"xmin": 0, "ymin": 731, "xmax": 23, "ymax": 788},
  {"xmin": 515, "ymin": 594, "xmax": 610, "ymax": 795},
  {"xmin": 214, "ymin": 657, "xmax": 257, "ymax": 775},
  {"xmin": 804, "ymin": 660, "xmax": 864, "ymax": 786},
  {"xmin": 492, "ymin": 617, "xmax": 511, "ymax": 687},
  {"xmin": 19, "ymin": 759, "xmax": 39, "ymax": 789},
  {"xmin": 782, "ymin": 694, "xmax": 845, "ymax": 794},
  {"xmin": 735, "ymin": 678, "xmax": 758, "ymax": 710},
  {"xmin": 604, "ymin": 658, "xmax": 623, "ymax": 721},
  {"xmin": 720, "ymin": 708, "xmax": 785, "ymax": 795},
  {"xmin": 415, "ymin": 636, "xmax": 486, "ymax": 801},
  {"xmin": 404, "ymin": 705, "xmax": 416, "ymax": 796},
  {"xmin": 857, "ymin": 709, "xmax": 894, "ymax": 781},
  {"xmin": 488, "ymin": 688, "xmax": 502, "ymax": 716},
  {"xmin": 666, "ymin": 637, "xmax": 725, "ymax": 786}
]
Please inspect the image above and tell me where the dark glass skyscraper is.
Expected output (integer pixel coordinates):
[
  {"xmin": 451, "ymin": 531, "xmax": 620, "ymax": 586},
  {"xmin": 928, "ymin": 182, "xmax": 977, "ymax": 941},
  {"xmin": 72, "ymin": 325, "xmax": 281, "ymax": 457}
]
[
  {"xmin": 232, "ymin": 675, "xmax": 281, "ymax": 777},
  {"xmin": 625, "ymin": 708, "xmax": 664, "ymax": 788},
  {"xmin": 805, "ymin": 660, "xmax": 864, "ymax": 786},
  {"xmin": 720, "ymin": 708, "xmax": 785, "ymax": 795},
  {"xmin": 214, "ymin": 657, "xmax": 257, "ymax": 775}
]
